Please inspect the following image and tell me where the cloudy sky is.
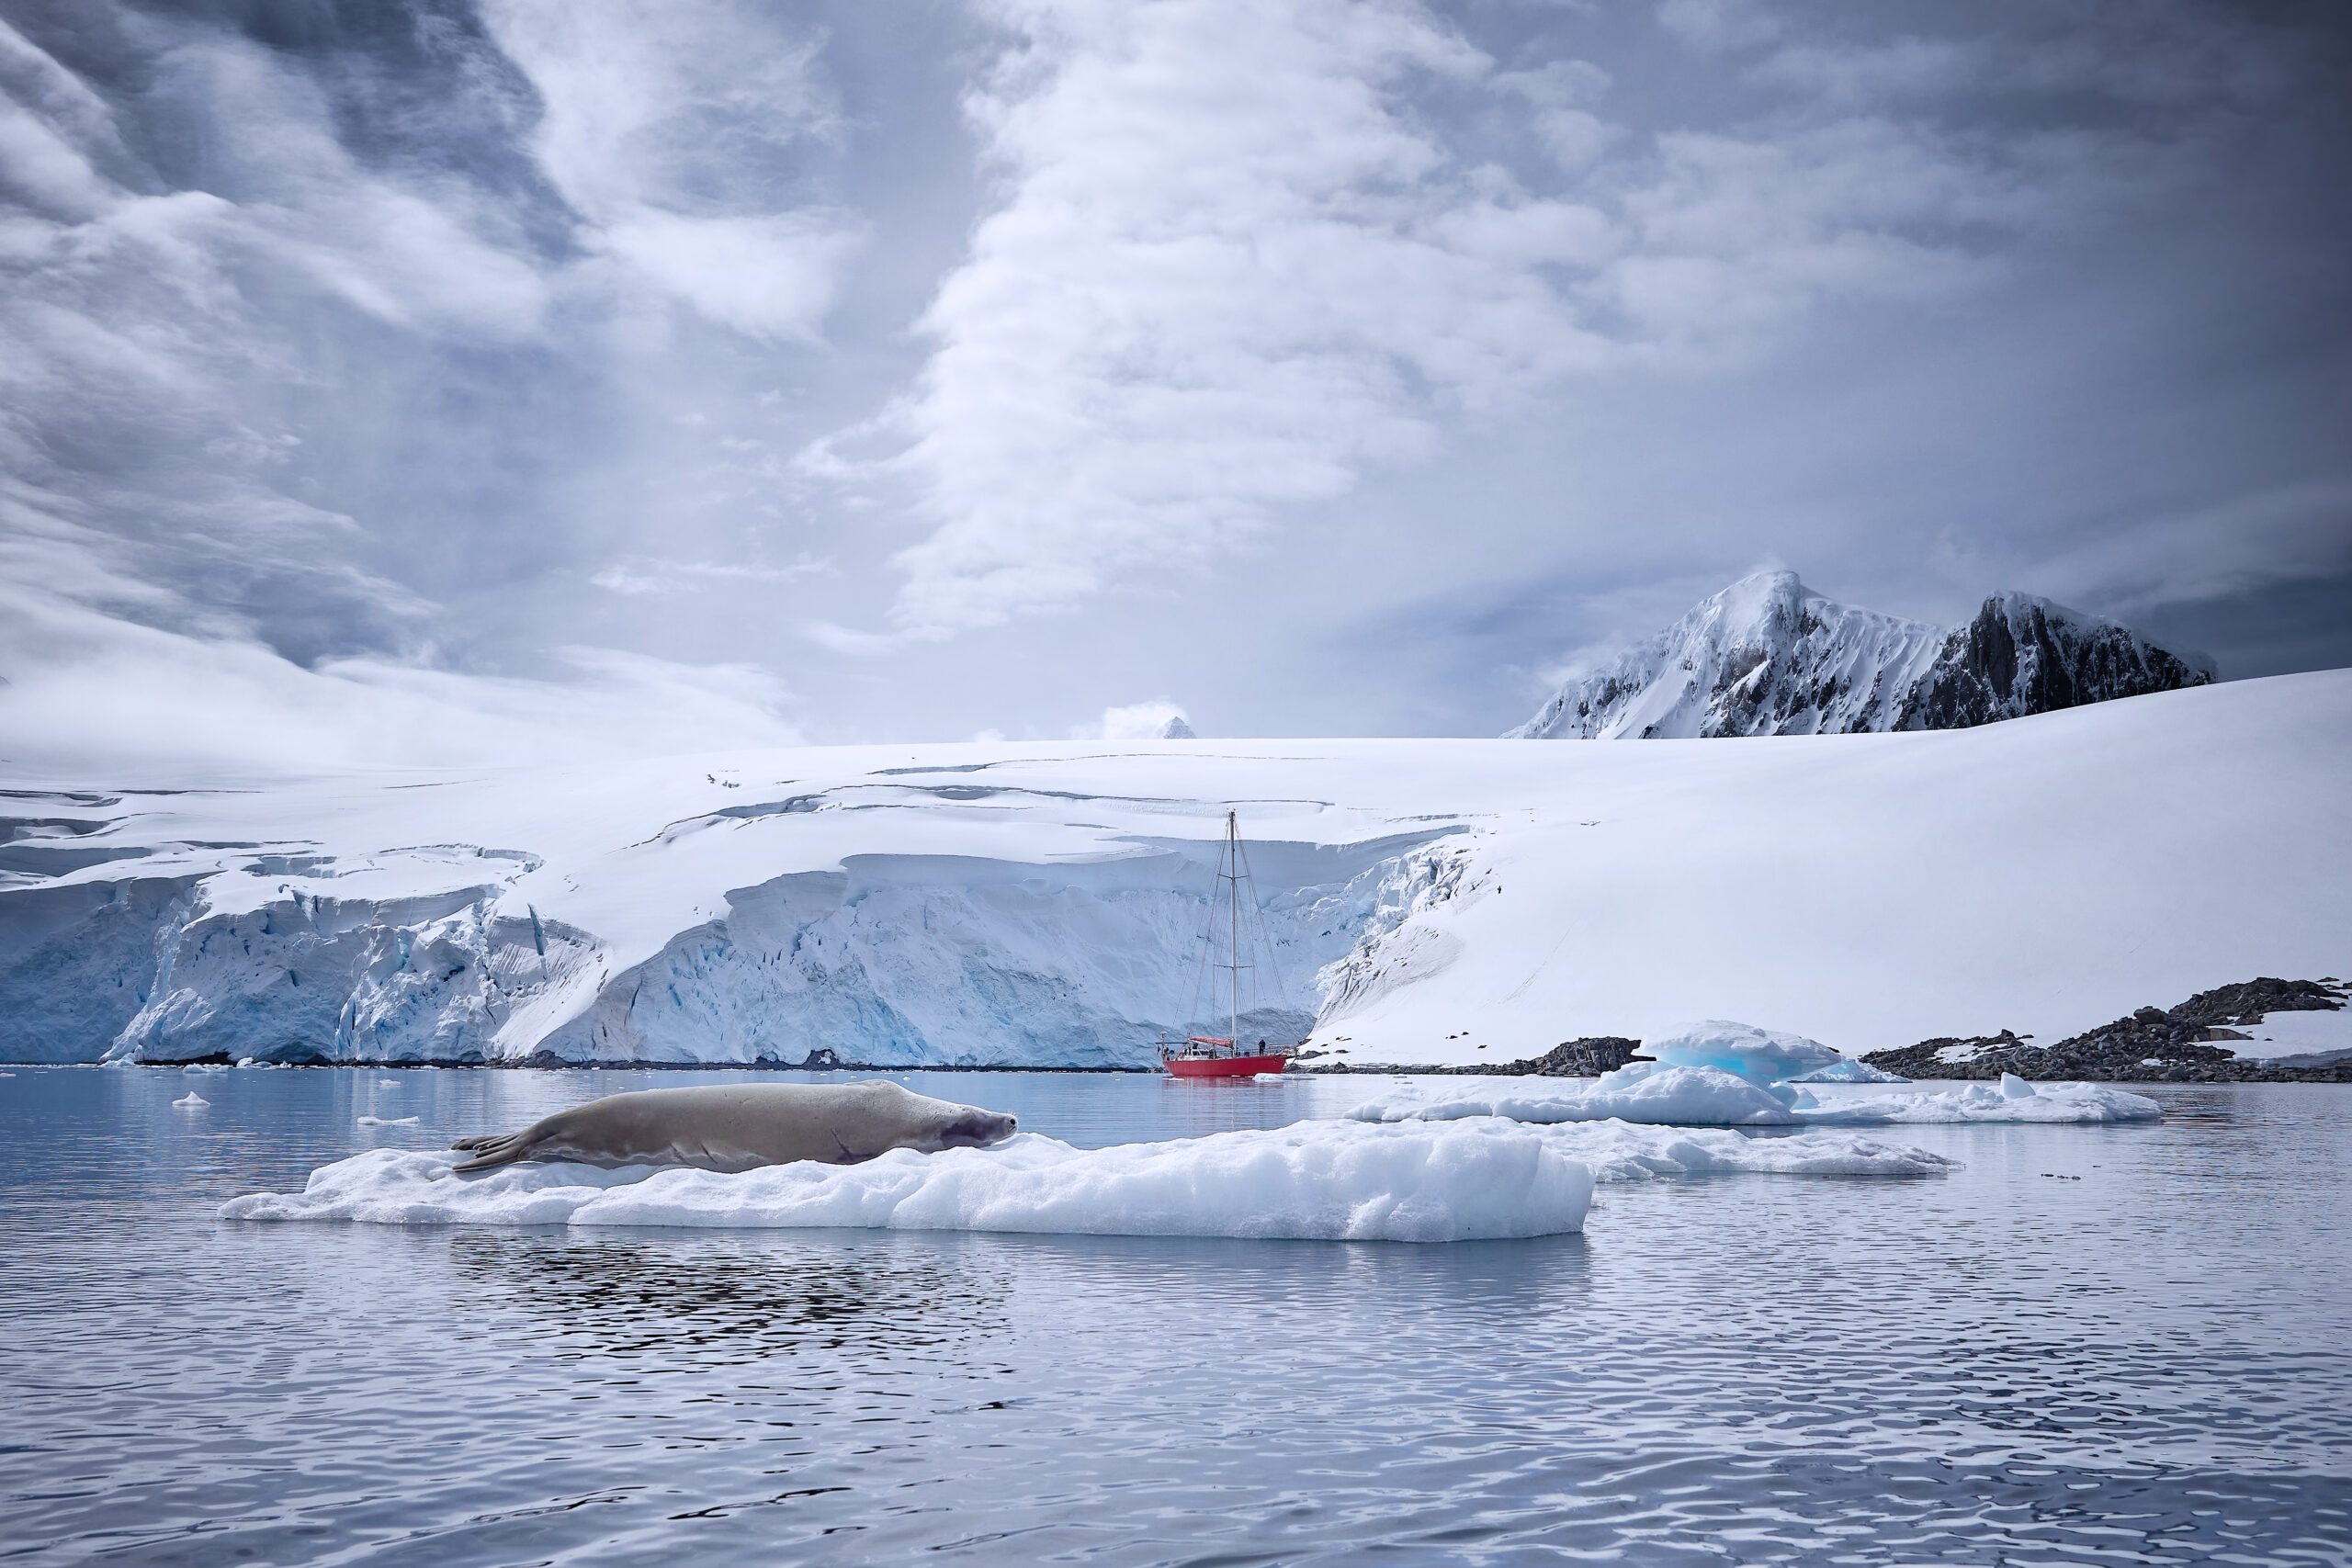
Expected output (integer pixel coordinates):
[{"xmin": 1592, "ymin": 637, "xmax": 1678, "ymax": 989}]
[{"xmin": 2, "ymin": 0, "xmax": 2346, "ymax": 772}]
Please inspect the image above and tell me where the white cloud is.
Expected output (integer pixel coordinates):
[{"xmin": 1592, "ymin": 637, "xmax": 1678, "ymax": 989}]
[
  {"xmin": 1071, "ymin": 699, "xmax": 1195, "ymax": 741},
  {"xmin": 481, "ymin": 0, "xmax": 864, "ymax": 341},
  {"xmin": 807, "ymin": 0, "xmax": 2055, "ymax": 645},
  {"xmin": 590, "ymin": 553, "xmax": 833, "ymax": 596},
  {"xmin": 0, "ymin": 577, "xmax": 803, "ymax": 780},
  {"xmin": 1655, "ymin": 0, "xmax": 1783, "ymax": 53}
]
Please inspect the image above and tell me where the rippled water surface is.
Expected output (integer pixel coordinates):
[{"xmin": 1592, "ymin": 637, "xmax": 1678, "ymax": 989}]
[{"xmin": 4, "ymin": 1066, "xmax": 2348, "ymax": 1566}]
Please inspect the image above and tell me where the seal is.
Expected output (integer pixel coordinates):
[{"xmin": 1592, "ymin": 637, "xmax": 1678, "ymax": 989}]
[{"xmin": 447, "ymin": 1080, "xmax": 1018, "ymax": 1175}]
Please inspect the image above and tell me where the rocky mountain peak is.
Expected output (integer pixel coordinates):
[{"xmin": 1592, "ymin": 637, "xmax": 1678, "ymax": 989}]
[{"xmin": 1513, "ymin": 573, "xmax": 2212, "ymax": 739}]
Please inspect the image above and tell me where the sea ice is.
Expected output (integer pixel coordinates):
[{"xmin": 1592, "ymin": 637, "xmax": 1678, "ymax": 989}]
[
  {"xmin": 1348, "ymin": 1063, "xmax": 1800, "ymax": 1126},
  {"xmin": 1518, "ymin": 1120, "xmax": 1959, "ymax": 1181},
  {"xmin": 172, "ymin": 1092, "xmax": 208, "ymax": 1108},
  {"xmin": 356, "ymin": 1115, "xmax": 420, "ymax": 1127},
  {"xmin": 1351, "ymin": 1065, "xmax": 2161, "ymax": 1128},
  {"xmin": 218, "ymin": 1121, "xmax": 1596, "ymax": 1243},
  {"xmin": 1793, "ymin": 1076, "xmax": 2162, "ymax": 1124},
  {"xmin": 1782, "ymin": 1059, "xmax": 1908, "ymax": 1084}
]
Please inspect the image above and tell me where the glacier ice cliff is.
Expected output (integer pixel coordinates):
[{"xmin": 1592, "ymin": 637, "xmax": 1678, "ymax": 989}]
[
  {"xmin": 0, "ymin": 782, "xmax": 1464, "ymax": 1066},
  {"xmin": 3, "ymin": 670, "xmax": 2345, "ymax": 1069}
]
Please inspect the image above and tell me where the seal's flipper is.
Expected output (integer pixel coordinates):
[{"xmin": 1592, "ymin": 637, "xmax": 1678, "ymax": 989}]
[{"xmin": 449, "ymin": 1131, "xmax": 530, "ymax": 1173}]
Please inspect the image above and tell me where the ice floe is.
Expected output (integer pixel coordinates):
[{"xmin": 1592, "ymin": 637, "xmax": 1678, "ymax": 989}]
[
  {"xmin": 1782, "ymin": 1059, "xmax": 1909, "ymax": 1084},
  {"xmin": 1349, "ymin": 1066, "xmax": 2160, "ymax": 1127},
  {"xmin": 219, "ymin": 1121, "xmax": 1596, "ymax": 1243},
  {"xmin": 356, "ymin": 1115, "xmax": 420, "ymax": 1127},
  {"xmin": 1518, "ymin": 1121, "xmax": 1958, "ymax": 1181},
  {"xmin": 1348, "ymin": 1063, "xmax": 1796, "ymax": 1126},
  {"xmin": 172, "ymin": 1091, "xmax": 208, "ymax": 1108},
  {"xmin": 1794, "ymin": 1074, "xmax": 2162, "ymax": 1124}
]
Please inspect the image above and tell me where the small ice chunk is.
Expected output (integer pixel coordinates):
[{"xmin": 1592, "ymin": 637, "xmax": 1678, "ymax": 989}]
[
  {"xmin": 173, "ymin": 1092, "xmax": 209, "ymax": 1108},
  {"xmin": 356, "ymin": 1115, "xmax": 421, "ymax": 1127},
  {"xmin": 2000, "ymin": 1072, "xmax": 2037, "ymax": 1100},
  {"xmin": 219, "ymin": 1122, "xmax": 1595, "ymax": 1243}
]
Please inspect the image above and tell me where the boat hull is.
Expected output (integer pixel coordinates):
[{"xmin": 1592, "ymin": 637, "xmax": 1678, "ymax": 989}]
[{"xmin": 1162, "ymin": 1054, "xmax": 1289, "ymax": 1078}]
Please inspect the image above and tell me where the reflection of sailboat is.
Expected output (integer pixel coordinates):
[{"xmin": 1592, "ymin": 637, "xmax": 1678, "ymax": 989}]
[{"xmin": 1159, "ymin": 810, "xmax": 1295, "ymax": 1078}]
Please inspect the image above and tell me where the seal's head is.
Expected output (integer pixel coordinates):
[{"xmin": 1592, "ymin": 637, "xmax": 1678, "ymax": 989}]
[{"xmin": 935, "ymin": 1108, "xmax": 1018, "ymax": 1149}]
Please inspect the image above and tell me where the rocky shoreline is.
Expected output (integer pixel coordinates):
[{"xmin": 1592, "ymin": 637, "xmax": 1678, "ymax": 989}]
[
  {"xmin": 1859, "ymin": 977, "xmax": 2350, "ymax": 1083},
  {"xmin": 1298, "ymin": 977, "xmax": 2351, "ymax": 1082},
  {"xmin": 44, "ymin": 977, "xmax": 2347, "ymax": 1079}
]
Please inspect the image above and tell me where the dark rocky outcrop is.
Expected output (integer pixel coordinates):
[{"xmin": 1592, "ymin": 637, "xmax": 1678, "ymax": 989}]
[
  {"xmin": 1862, "ymin": 977, "xmax": 2349, "ymax": 1082},
  {"xmin": 1299, "ymin": 1035, "xmax": 1642, "ymax": 1076},
  {"xmin": 1895, "ymin": 592, "xmax": 2215, "ymax": 730}
]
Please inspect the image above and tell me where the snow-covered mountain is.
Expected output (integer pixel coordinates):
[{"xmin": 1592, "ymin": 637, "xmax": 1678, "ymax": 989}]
[
  {"xmin": 1510, "ymin": 570, "xmax": 2214, "ymax": 739},
  {"xmin": 2, "ymin": 671, "xmax": 2344, "ymax": 1068}
]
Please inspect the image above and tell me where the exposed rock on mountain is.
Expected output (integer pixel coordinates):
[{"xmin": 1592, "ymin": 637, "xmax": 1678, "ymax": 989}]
[
  {"xmin": 1894, "ymin": 592, "xmax": 2218, "ymax": 730},
  {"xmin": 1512, "ymin": 570, "xmax": 2213, "ymax": 739}
]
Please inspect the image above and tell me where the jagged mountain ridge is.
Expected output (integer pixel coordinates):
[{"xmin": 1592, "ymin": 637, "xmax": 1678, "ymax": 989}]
[{"xmin": 1511, "ymin": 570, "xmax": 2215, "ymax": 739}]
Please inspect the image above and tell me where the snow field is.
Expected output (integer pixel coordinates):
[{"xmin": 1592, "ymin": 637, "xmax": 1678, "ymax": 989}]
[
  {"xmin": 6, "ymin": 670, "xmax": 2347, "ymax": 1067},
  {"xmin": 219, "ymin": 1121, "xmax": 1599, "ymax": 1243}
]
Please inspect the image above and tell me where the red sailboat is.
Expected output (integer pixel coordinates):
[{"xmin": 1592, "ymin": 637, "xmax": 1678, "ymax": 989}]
[{"xmin": 1159, "ymin": 810, "xmax": 1296, "ymax": 1078}]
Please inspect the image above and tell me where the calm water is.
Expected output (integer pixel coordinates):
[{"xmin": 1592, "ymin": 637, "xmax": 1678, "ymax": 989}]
[{"xmin": 3, "ymin": 1066, "xmax": 2347, "ymax": 1567}]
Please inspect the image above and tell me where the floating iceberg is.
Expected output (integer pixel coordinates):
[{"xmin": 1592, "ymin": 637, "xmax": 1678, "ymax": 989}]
[
  {"xmin": 356, "ymin": 1115, "xmax": 419, "ymax": 1127},
  {"xmin": 219, "ymin": 1121, "xmax": 1595, "ymax": 1244},
  {"xmin": 1645, "ymin": 1020, "xmax": 1845, "ymax": 1090},
  {"xmin": 1348, "ymin": 1064, "xmax": 1800, "ymax": 1126},
  {"xmin": 1352, "ymin": 1066, "xmax": 2159, "ymax": 1128},
  {"xmin": 171, "ymin": 1092, "xmax": 208, "ymax": 1109}
]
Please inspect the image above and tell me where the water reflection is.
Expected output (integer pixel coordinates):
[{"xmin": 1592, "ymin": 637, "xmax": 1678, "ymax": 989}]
[
  {"xmin": 4, "ymin": 1068, "xmax": 2349, "ymax": 1568},
  {"xmin": 446, "ymin": 1231, "xmax": 1011, "ymax": 1362}
]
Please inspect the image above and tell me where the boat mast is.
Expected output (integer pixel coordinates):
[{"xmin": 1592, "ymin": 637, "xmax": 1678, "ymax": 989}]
[{"xmin": 1227, "ymin": 809, "xmax": 1240, "ymax": 1051}]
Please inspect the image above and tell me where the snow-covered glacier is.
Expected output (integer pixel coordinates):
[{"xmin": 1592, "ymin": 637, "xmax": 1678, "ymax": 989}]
[
  {"xmin": 1511, "ymin": 570, "xmax": 2213, "ymax": 739},
  {"xmin": 2, "ymin": 669, "xmax": 2347, "ymax": 1067}
]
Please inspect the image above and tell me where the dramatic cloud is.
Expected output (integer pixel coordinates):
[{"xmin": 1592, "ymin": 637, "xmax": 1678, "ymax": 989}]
[
  {"xmin": 0, "ymin": 0, "xmax": 2344, "ymax": 761},
  {"xmin": 0, "ymin": 1, "xmax": 850, "ymax": 767},
  {"xmin": 813, "ymin": 0, "xmax": 2241, "ymax": 643}
]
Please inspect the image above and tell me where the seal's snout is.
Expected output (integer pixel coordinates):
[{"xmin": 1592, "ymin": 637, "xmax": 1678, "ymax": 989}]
[{"xmin": 942, "ymin": 1111, "xmax": 1017, "ymax": 1148}]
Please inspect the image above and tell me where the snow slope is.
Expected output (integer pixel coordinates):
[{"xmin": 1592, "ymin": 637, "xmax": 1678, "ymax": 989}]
[
  {"xmin": 2, "ymin": 671, "xmax": 2346, "ymax": 1067},
  {"xmin": 1511, "ymin": 570, "xmax": 2213, "ymax": 739}
]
